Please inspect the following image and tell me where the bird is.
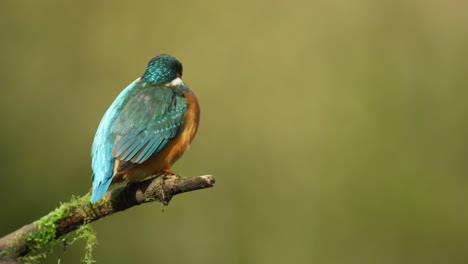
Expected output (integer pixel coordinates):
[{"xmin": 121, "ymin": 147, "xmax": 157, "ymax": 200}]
[{"xmin": 90, "ymin": 54, "xmax": 200, "ymax": 203}]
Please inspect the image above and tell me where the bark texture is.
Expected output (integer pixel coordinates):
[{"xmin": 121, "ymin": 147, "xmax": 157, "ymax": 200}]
[{"xmin": 0, "ymin": 174, "xmax": 215, "ymax": 262}]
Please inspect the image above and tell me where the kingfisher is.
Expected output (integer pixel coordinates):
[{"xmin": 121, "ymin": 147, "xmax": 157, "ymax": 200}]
[{"xmin": 90, "ymin": 54, "xmax": 200, "ymax": 203}]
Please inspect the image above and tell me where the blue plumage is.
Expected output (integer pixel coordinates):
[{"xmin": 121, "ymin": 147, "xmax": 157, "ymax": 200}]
[
  {"xmin": 111, "ymin": 86, "xmax": 187, "ymax": 164},
  {"xmin": 91, "ymin": 80, "xmax": 141, "ymax": 203},
  {"xmin": 90, "ymin": 54, "xmax": 189, "ymax": 203}
]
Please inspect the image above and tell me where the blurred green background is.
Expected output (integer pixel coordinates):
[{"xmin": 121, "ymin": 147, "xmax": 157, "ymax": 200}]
[{"xmin": 1, "ymin": 0, "xmax": 468, "ymax": 263}]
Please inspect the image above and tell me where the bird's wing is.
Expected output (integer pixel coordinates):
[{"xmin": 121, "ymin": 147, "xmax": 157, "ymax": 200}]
[
  {"xmin": 111, "ymin": 85, "xmax": 187, "ymax": 172},
  {"xmin": 91, "ymin": 79, "xmax": 141, "ymax": 203}
]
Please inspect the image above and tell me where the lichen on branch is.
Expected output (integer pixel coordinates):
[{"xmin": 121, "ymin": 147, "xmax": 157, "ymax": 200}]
[{"xmin": 0, "ymin": 174, "xmax": 215, "ymax": 263}]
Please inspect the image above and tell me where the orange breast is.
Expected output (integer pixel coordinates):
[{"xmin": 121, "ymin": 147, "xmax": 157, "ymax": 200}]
[{"xmin": 114, "ymin": 89, "xmax": 200, "ymax": 183}]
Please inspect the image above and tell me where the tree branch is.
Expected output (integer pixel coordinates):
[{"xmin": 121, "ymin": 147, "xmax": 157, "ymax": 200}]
[{"xmin": 0, "ymin": 174, "xmax": 215, "ymax": 261}]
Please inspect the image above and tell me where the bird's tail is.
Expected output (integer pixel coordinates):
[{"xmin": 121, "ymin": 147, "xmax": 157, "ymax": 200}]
[{"xmin": 90, "ymin": 173, "xmax": 113, "ymax": 203}]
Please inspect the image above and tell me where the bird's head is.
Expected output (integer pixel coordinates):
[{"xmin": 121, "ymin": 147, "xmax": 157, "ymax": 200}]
[{"xmin": 141, "ymin": 54, "xmax": 183, "ymax": 85}]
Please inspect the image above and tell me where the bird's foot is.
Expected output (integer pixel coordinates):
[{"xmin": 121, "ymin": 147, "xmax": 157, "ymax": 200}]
[
  {"xmin": 161, "ymin": 167, "xmax": 175, "ymax": 175},
  {"xmin": 159, "ymin": 167, "xmax": 178, "ymax": 180}
]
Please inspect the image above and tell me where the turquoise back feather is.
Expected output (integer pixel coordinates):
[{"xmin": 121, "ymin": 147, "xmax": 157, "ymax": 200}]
[
  {"xmin": 91, "ymin": 82, "xmax": 188, "ymax": 203},
  {"xmin": 112, "ymin": 85, "xmax": 187, "ymax": 166},
  {"xmin": 91, "ymin": 54, "xmax": 185, "ymax": 203},
  {"xmin": 91, "ymin": 80, "xmax": 144, "ymax": 203}
]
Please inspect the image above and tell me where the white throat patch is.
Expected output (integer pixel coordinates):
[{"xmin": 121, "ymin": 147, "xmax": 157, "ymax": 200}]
[{"xmin": 165, "ymin": 77, "xmax": 184, "ymax": 86}]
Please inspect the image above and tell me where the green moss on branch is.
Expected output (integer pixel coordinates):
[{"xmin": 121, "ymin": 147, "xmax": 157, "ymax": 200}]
[{"xmin": 0, "ymin": 174, "xmax": 215, "ymax": 263}]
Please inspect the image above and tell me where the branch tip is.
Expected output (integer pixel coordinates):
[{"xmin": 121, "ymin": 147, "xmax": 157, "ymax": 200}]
[{"xmin": 0, "ymin": 174, "xmax": 215, "ymax": 261}]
